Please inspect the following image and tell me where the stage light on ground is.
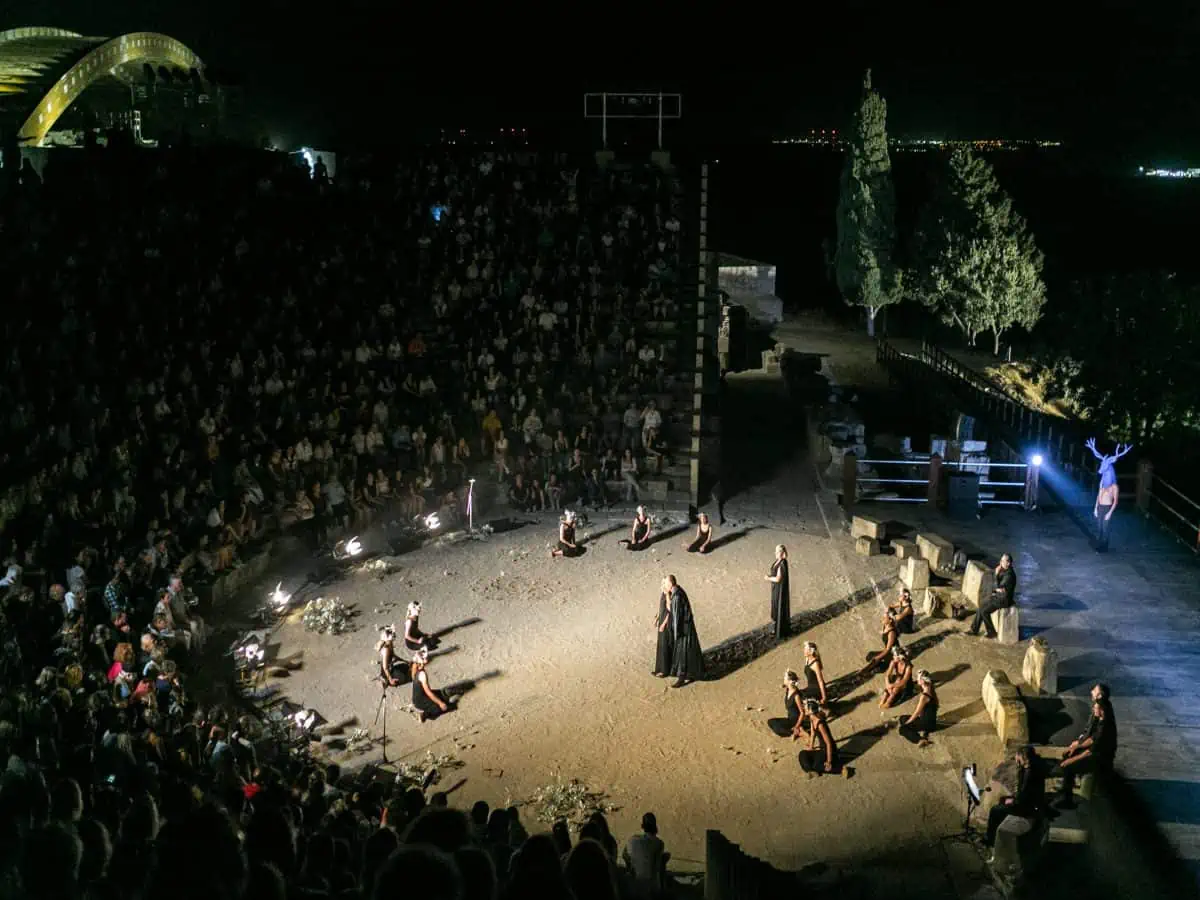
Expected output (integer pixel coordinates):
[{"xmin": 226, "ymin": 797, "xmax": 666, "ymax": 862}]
[
  {"xmin": 344, "ymin": 536, "xmax": 363, "ymax": 556},
  {"xmin": 424, "ymin": 513, "xmax": 441, "ymax": 531},
  {"xmin": 269, "ymin": 582, "xmax": 291, "ymax": 608},
  {"xmin": 1031, "ymin": 454, "xmax": 1044, "ymax": 467},
  {"xmin": 292, "ymin": 709, "xmax": 316, "ymax": 731}
]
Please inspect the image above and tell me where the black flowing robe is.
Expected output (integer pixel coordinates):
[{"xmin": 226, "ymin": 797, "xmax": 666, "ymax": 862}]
[
  {"xmin": 670, "ymin": 586, "xmax": 704, "ymax": 680},
  {"xmin": 770, "ymin": 557, "xmax": 791, "ymax": 639},
  {"xmin": 654, "ymin": 591, "xmax": 674, "ymax": 674}
]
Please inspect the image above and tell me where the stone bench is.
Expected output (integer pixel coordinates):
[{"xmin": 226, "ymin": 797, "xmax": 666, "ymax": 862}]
[
  {"xmin": 916, "ymin": 533, "xmax": 956, "ymax": 570},
  {"xmin": 990, "ymin": 605, "xmax": 1021, "ymax": 644},
  {"xmin": 991, "ymin": 814, "xmax": 1048, "ymax": 877},
  {"xmin": 982, "ymin": 670, "xmax": 1029, "ymax": 746},
  {"xmin": 891, "ymin": 539, "xmax": 918, "ymax": 559},
  {"xmin": 851, "ymin": 515, "xmax": 886, "ymax": 541},
  {"xmin": 855, "ymin": 536, "xmax": 880, "ymax": 556}
]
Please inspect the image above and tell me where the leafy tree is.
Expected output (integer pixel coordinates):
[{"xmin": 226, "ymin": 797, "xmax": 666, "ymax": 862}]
[
  {"xmin": 915, "ymin": 149, "xmax": 1046, "ymax": 354},
  {"xmin": 1044, "ymin": 273, "xmax": 1200, "ymax": 444},
  {"xmin": 835, "ymin": 70, "xmax": 901, "ymax": 337}
]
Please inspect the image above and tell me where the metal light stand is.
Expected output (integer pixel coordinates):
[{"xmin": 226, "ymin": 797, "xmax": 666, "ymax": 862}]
[
  {"xmin": 374, "ymin": 679, "xmax": 392, "ymax": 764},
  {"xmin": 467, "ymin": 478, "xmax": 476, "ymax": 533}
]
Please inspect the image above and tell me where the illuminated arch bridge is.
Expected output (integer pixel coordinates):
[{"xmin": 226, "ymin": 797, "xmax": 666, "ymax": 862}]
[{"xmin": 0, "ymin": 26, "xmax": 205, "ymax": 146}]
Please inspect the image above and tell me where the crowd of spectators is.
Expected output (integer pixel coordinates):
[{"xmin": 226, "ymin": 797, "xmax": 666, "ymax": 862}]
[{"xmin": 0, "ymin": 143, "xmax": 688, "ymax": 898}]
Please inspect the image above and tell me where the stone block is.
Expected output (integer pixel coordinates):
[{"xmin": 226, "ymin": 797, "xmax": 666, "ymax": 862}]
[
  {"xmin": 851, "ymin": 515, "xmax": 886, "ymax": 541},
  {"xmin": 916, "ymin": 533, "xmax": 956, "ymax": 570},
  {"xmin": 892, "ymin": 538, "xmax": 918, "ymax": 559},
  {"xmin": 962, "ymin": 559, "xmax": 994, "ymax": 606},
  {"xmin": 1021, "ymin": 637, "xmax": 1059, "ymax": 695},
  {"xmin": 991, "ymin": 815, "xmax": 1045, "ymax": 879},
  {"xmin": 982, "ymin": 670, "xmax": 1014, "ymax": 720},
  {"xmin": 990, "ymin": 606, "xmax": 1021, "ymax": 644},
  {"xmin": 922, "ymin": 585, "xmax": 958, "ymax": 618},
  {"xmin": 900, "ymin": 556, "xmax": 930, "ymax": 591},
  {"xmin": 996, "ymin": 699, "xmax": 1030, "ymax": 745},
  {"xmin": 855, "ymin": 537, "xmax": 880, "ymax": 557}
]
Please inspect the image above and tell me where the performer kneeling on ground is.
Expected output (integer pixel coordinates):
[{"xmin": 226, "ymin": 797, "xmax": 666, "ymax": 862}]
[
  {"xmin": 767, "ymin": 669, "xmax": 806, "ymax": 737},
  {"xmin": 878, "ymin": 646, "xmax": 913, "ymax": 710},
  {"xmin": 551, "ymin": 510, "xmax": 582, "ymax": 558},
  {"xmin": 404, "ymin": 601, "xmax": 436, "ymax": 652},
  {"xmin": 889, "ymin": 588, "xmax": 916, "ymax": 634},
  {"xmin": 684, "ymin": 513, "xmax": 714, "ymax": 553},
  {"xmin": 1054, "ymin": 683, "xmax": 1117, "ymax": 807},
  {"xmin": 897, "ymin": 670, "xmax": 938, "ymax": 747},
  {"xmin": 798, "ymin": 700, "xmax": 848, "ymax": 778},
  {"xmin": 411, "ymin": 647, "xmax": 452, "ymax": 722},
  {"xmin": 860, "ymin": 610, "xmax": 901, "ymax": 675},
  {"xmin": 376, "ymin": 626, "xmax": 407, "ymax": 687},
  {"xmin": 621, "ymin": 506, "xmax": 653, "ymax": 551},
  {"xmin": 986, "ymin": 744, "xmax": 1046, "ymax": 847}
]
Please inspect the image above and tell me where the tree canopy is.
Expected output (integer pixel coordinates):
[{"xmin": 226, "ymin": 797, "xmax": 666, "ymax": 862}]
[
  {"xmin": 834, "ymin": 70, "xmax": 901, "ymax": 337},
  {"xmin": 914, "ymin": 149, "xmax": 1046, "ymax": 354}
]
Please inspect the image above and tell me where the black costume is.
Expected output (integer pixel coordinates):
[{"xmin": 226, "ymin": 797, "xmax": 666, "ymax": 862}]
[
  {"xmin": 669, "ymin": 585, "xmax": 704, "ymax": 682},
  {"xmin": 412, "ymin": 668, "xmax": 449, "ymax": 719},
  {"xmin": 770, "ymin": 557, "xmax": 791, "ymax": 640},
  {"xmin": 894, "ymin": 600, "xmax": 915, "ymax": 634},
  {"xmin": 969, "ymin": 564, "xmax": 1017, "ymax": 638},
  {"xmin": 987, "ymin": 758, "xmax": 1046, "ymax": 845},
  {"xmin": 899, "ymin": 686, "xmax": 939, "ymax": 743},
  {"xmin": 653, "ymin": 592, "xmax": 675, "ymax": 675},
  {"xmin": 558, "ymin": 522, "xmax": 582, "ymax": 557},
  {"xmin": 686, "ymin": 522, "xmax": 712, "ymax": 553},
  {"xmin": 1058, "ymin": 701, "xmax": 1117, "ymax": 801},
  {"xmin": 625, "ymin": 514, "xmax": 651, "ymax": 551},
  {"xmin": 798, "ymin": 718, "xmax": 842, "ymax": 775},
  {"xmin": 1095, "ymin": 503, "xmax": 1114, "ymax": 552},
  {"xmin": 768, "ymin": 688, "xmax": 804, "ymax": 737},
  {"xmin": 801, "ymin": 659, "xmax": 823, "ymax": 703},
  {"xmin": 404, "ymin": 614, "xmax": 430, "ymax": 651}
]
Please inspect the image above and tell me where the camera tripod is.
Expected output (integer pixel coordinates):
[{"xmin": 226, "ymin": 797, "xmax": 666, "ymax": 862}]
[{"xmin": 373, "ymin": 677, "xmax": 397, "ymax": 764}]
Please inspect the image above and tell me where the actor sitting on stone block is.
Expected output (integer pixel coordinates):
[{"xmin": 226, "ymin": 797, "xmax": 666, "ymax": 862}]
[
  {"xmin": 1054, "ymin": 683, "xmax": 1117, "ymax": 808},
  {"xmin": 967, "ymin": 552, "xmax": 1016, "ymax": 639},
  {"xmin": 888, "ymin": 588, "xmax": 915, "ymax": 634}
]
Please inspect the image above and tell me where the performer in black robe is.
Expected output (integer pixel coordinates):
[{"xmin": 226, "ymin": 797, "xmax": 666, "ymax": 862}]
[
  {"xmin": 550, "ymin": 510, "xmax": 582, "ymax": 558},
  {"xmin": 766, "ymin": 544, "xmax": 791, "ymax": 639},
  {"xmin": 652, "ymin": 588, "xmax": 674, "ymax": 677},
  {"xmin": 665, "ymin": 575, "xmax": 704, "ymax": 688},
  {"xmin": 768, "ymin": 669, "xmax": 805, "ymax": 737}
]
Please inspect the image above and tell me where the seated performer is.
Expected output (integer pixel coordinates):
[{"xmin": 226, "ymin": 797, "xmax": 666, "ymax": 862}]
[
  {"xmin": 550, "ymin": 510, "xmax": 582, "ymax": 558},
  {"xmin": 878, "ymin": 646, "xmax": 914, "ymax": 710},
  {"xmin": 798, "ymin": 700, "xmax": 846, "ymax": 778},
  {"xmin": 683, "ymin": 513, "xmax": 714, "ymax": 554},
  {"xmin": 404, "ymin": 601, "xmax": 436, "ymax": 651},
  {"xmin": 767, "ymin": 669, "xmax": 806, "ymax": 737},
  {"xmin": 411, "ymin": 647, "xmax": 452, "ymax": 722},
  {"xmin": 860, "ymin": 610, "xmax": 901, "ymax": 675},
  {"xmin": 620, "ymin": 506, "xmax": 653, "ymax": 551},
  {"xmin": 986, "ymin": 744, "xmax": 1046, "ymax": 847},
  {"xmin": 968, "ymin": 553, "xmax": 1017, "ymax": 639},
  {"xmin": 889, "ymin": 588, "xmax": 916, "ymax": 634},
  {"xmin": 800, "ymin": 642, "xmax": 829, "ymax": 711},
  {"xmin": 1055, "ymin": 683, "xmax": 1117, "ymax": 807},
  {"xmin": 897, "ymin": 670, "xmax": 938, "ymax": 747},
  {"xmin": 376, "ymin": 626, "xmax": 407, "ymax": 686}
]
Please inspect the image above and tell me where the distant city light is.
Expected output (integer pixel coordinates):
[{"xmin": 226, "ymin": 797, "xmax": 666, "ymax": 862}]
[
  {"xmin": 771, "ymin": 131, "xmax": 1063, "ymax": 151},
  {"xmin": 1139, "ymin": 167, "xmax": 1200, "ymax": 179}
]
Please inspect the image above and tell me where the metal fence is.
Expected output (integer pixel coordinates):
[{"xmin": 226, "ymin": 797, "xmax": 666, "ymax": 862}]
[{"xmin": 849, "ymin": 455, "xmax": 1033, "ymax": 508}]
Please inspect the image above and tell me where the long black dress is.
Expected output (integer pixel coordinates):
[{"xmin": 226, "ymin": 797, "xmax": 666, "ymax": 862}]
[
  {"xmin": 770, "ymin": 558, "xmax": 791, "ymax": 639},
  {"xmin": 768, "ymin": 687, "xmax": 803, "ymax": 736},
  {"xmin": 654, "ymin": 592, "xmax": 675, "ymax": 675},
  {"xmin": 670, "ymin": 586, "xmax": 704, "ymax": 682},
  {"xmin": 558, "ymin": 522, "xmax": 582, "ymax": 557},
  {"xmin": 412, "ymin": 669, "xmax": 449, "ymax": 720}
]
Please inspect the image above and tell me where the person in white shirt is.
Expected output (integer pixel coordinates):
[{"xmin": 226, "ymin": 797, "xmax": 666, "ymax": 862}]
[
  {"xmin": 351, "ymin": 427, "xmax": 368, "ymax": 456},
  {"xmin": 537, "ymin": 310, "xmax": 557, "ymax": 332},
  {"xmin": 522, "ymin": 410, "xmax": 543, "ymax": 445},
  {"xmin": 623, "ymin": 812, "xmax": 670, "ymax": 899},
  {"xmin": 373, "ymin": 400, "xmax": 389, "ymax": 426},
  {"xmin": 418, "ymin": 375, "xmax": 437, "ymax": 396},
  {"xmin": 638, "ymin": 345, "xmax": 657, "ymax": 366},
  {"xmin": 296, "ymin": 437, "xmax": 313, "ymax": 463},
  {"xmin": 641, "ymin": 401, "xmax": 662, "ymax": 448}
]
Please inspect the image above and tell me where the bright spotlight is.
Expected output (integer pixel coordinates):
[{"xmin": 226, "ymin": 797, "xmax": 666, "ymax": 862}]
[
  {"xmin": 269, "ymin": 582, "xmax": 291, "ymax": 608},
  {"xmin": 344, "ymin": 536, "xmax": 363, "ymax": 557},
  {"xmin": 1031, "ymin": 454, "xmax": 1044, "ymax": 467},
  {"xmin": 292, "ymin": 709, "xmax": 316, "ymax": 731},
  {"xmin": 424, "ymin": 513, "xmax": 441, "ymax": 531}
]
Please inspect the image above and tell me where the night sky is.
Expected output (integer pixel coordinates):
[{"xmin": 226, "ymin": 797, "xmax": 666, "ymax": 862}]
[{"xmin": 5, "ymin": 1, "xmax": 1199, "ymax": 156}]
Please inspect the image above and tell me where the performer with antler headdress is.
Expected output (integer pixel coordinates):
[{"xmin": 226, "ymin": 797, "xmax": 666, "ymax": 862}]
[{"xmin": 1085, "ymin": 438, "xmax": 1132, "ymax": 552}]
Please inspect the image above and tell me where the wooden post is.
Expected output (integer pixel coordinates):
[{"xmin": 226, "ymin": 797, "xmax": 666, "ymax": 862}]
[
  {"xmin": 1136, "ymin": 459, "xmax": 1153, "ymax": 516},
  {"xmin": 928, "ymin": 453, "xmax": 943, "ymax": 508},
  {"xmin": 842, "ymin": 452, "xmax": 858, "ymax": 518}
]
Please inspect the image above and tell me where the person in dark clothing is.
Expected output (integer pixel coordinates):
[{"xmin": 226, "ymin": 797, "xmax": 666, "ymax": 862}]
[
  {"xmin": 986, "ymin": 745, "xmax": 1046, "ymax": 845},
  {"xmin": 1056, "ymin": 684, "xmax": 1117, "ymax": 806},
  {"xmin": 968, "ymin": 553, "xmax": 1017, "ymax": 639},
  {"xmin": 664, "ymin": 575, "xmax": 703, "ymax": 688}
]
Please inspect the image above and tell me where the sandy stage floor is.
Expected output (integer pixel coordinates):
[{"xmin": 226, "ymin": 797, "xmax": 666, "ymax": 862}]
[{"xmin": 240, "ymin": 494, "xmax": 1021, "ymax": 887}]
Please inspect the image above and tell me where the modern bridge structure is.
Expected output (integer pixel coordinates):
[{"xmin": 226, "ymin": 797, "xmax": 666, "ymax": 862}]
[{"xmin": 0, "ymin": 26, "xmax": 206, "ymax": 146}]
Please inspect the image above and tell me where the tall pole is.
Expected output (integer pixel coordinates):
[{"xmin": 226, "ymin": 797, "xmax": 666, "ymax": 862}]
[
  {"xmin": 658, "ymin": 92, "xmax": 664, "ymax": 149},
  {"xmin": 602, "ymin": 92, "xmax": 608, "ymax": 150}
]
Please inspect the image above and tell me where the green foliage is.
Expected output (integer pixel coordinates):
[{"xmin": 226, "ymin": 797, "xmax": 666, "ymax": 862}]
[
  {"xmin": 1041, "ymin": 273, "xmax": 1200, "ymax": 444},
  {"xmin": 835, "ymin": 70, "xmax": 901, "ymax": 336},
  {"xmin": 914, "ymin": 149, "xmax": 1046, "ymax": 354}
]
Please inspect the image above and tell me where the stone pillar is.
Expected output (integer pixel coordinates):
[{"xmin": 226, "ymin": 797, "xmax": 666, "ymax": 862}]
[
  {"xmin": 962, "ymin": 560, "xmax": 994, "ymax": 609},
  {"xmin": 927, "ymin": 453, "xmax": 943, "ymax": 508},
  {"xmin": 1136, "ymin": 460, "xmax": 1153, "ymax": 516},
  {"xmin": 1021, "ymin": 637, "xmax": 1059, "ymax": 695}
]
